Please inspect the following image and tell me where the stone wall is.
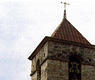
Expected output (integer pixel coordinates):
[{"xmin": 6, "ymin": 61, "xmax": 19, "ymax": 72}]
[
  {"xmin": 32, "ymin": 72, "xmax": 37, "ymax": 80},
  {"xmin": 82, "ymin": 65, "xmax": 95, "ymax": 80},
  {"xmin": 41, "ymin": 60, "xmax": 48, "ymax": 80},
  {"xmin": 47, "ymin": 41, "xmax": 95, "ymax": 80},
  {"xmin": 31, "ymin": 41, "xmax": 95, "ymax": 80},
  {"xmin": 31, "ymin": 42, "xmax": 48, "ymax": 74},
  {"xmin": 47, "ymin": 59, "xmax": 68, "ymax": 80},
  {"xmin": 48, "ymin": 41, "xmax": 95, "ymax": 65},
  {"xmin": 48, "ymin": 41, "xmax": 69, "ymax": 61}
]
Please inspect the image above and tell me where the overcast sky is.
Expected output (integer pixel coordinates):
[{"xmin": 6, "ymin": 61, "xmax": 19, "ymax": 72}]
[{"xmin": 0, "ymin": 0, "xmax": 95, "ymax": 80}]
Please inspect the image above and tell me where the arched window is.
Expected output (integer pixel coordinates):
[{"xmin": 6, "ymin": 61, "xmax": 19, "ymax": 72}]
[
  {"xmin": 36, "ymin": 59, "xmax": 41, "ymax": 80},
  {"xmin": 69, "ymin": 55, "xmax": 81, "ymax": 80}
]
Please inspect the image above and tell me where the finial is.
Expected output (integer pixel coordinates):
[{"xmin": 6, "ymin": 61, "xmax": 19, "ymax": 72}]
[{"xmin": 61, "ymin": 1, "xmax": 70, "ymax": 18}]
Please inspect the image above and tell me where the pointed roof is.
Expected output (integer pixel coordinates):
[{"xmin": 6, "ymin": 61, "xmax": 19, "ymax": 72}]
[{"xmin": 51, "ymin": 18, "xmax": 90, "ymax": 45}]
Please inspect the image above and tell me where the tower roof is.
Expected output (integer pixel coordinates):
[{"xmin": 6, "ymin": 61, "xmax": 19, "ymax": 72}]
[{"xmin": 51, "ymin": 18, "xmax": 90, "ymax": 45}]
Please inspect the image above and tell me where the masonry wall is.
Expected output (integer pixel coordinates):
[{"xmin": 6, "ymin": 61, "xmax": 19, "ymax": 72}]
[
  {"xmin": 31, "ymin": 60, "xmax": 48, "ymax": 80},
  {"xmin": 31, "ymin": 42, "xmax": 48, "ymax": 74},
  {"xmin": 41, "ymin": 60, "xmax": 48, "ymax": 80},
  {"xmin": 32, "ymin": 72, "xmax": 37, "ymax": 80},
  {"xmin": 47, "ymin": 59, "xmax": 68, "ymax": 80},
  {"xmin": 82, "ymin": 65, "xmax": 95, "ymax": 80},
  {"xmin": 48, "ymin": 41, "xmax": 67, "ymax": 57},
  {"xmin": 31, "ymin": 41, "xmax": 95, "ymax": 80},
  {"xmin": 48, "ymin": 41, "xmax": 95, "ymax": 80}
]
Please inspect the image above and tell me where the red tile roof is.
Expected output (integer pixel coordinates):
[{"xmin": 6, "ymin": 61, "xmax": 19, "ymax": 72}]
[{"xmin": 51, "ymin": 18, "xmax": 90, "ymax": 45}]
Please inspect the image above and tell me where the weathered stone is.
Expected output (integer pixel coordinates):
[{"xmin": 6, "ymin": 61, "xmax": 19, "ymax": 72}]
[{"xmin": 30, "ymin": 41, "xmax": 95, "ymax": 80}]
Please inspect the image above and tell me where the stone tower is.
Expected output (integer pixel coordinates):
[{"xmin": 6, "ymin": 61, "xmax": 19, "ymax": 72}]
[{"xmin": 28, "ymin": 5, "xmax": 95, "ymax": 80}]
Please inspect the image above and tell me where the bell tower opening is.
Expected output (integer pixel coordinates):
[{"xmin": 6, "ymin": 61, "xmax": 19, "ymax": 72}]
[{"xmin": 69, "ymin": 55, "xmax": 81, "ymax": 80}]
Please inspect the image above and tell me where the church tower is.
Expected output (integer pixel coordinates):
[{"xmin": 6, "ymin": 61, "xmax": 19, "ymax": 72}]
[{"xmin": 28, "ymin": 2, "xmax": 95, "ymax": 80}]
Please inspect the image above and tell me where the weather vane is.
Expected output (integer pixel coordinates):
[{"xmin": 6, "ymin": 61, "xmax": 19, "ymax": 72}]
[{"xmin": 61, "ymin": 1, "xmax": 70, "ymax": 18}]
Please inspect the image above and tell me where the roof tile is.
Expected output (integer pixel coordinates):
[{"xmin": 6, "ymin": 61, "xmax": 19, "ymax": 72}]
[{"xmin": 51, "ymin": 18, "xmax": 90, "ymax": 45}]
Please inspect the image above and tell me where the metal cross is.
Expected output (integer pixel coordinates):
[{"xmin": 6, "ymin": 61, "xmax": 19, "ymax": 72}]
[
  {"xmin": 61, "ymin": 2, "xmax": 70, "ymax": 10},
  {"xmin": 61, "ymin": 1, "xmax": 70, "ymax": 18}
]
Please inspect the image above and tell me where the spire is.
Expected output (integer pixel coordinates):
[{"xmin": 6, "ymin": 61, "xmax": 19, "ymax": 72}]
[{"xmin": 61, "ymin": 2, "xmax": 70, "ymax": 18}]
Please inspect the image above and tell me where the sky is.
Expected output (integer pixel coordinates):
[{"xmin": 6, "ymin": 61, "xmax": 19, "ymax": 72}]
[{"xmin": 0, "ymin": 0, "xmax": 95, "ymax": 80}]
